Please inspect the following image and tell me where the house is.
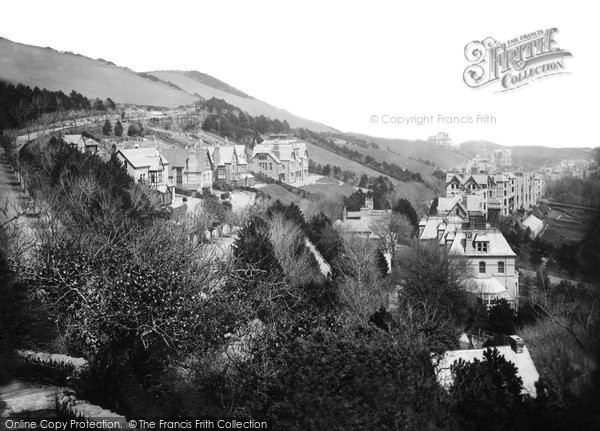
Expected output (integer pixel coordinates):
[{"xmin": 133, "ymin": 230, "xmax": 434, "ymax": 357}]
[
  {"xmin": 333, "ymin": 196, "xmax": 391, "ymax": 239},
  {"xmin": 115, "ymin": 147, "xmax": 173, "ymax": 205},
  {"xmin": 522, "ymin": 214, "xmax": 544, "ymax": 238},
  {"xmin": 418, "ymin": 213, "xmax": 519, "ymax": 304},
  {"xmin": 211, "ymin": 145, "xmax": 254, "ymax": 187},
  {"xmin": 449, "ymin": 228, "xmax": 519, "ymax": 303},
  {"xmin": 161, "ymin": 148, "xmax": 214, "ymax": 192},
  {"xmin": 62, "ymin": 134, "xmax": 99, "ymax": 155},
  {"xmin": 445, "ymin": 171, "xmax": 543, "ymax": 218},
  {"xmin": 433, "ymin": 335, "xmax": 540, "ymax": 398},
  {"xmin": 249, "ymin": 135, "xmax": 309, "ymax": 184}
]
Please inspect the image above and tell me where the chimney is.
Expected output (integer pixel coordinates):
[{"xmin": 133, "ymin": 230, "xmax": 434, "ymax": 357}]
[{"xmin": 509, "ymin": 335, "xmax": 524, "ymax": 354}]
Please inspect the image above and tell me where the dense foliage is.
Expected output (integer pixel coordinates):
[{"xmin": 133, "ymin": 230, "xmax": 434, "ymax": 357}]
[
  {"xmin": 0, "ymin": 81, "xmax": 94, "ymax": 131},
  {"xmin": 201, "ymin": 98, "xmax": 290, "ymax": 144}
]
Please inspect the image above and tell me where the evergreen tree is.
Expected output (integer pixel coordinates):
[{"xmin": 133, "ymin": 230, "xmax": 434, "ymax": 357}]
[
  {"xmin": 393, "ymin": 198, "xmax": 419, "ymax": 228},
  {"xmin": 114, "ymin": 120, "xmax": 123, "ymax": 137},
  {"xmin": 102, "ymin": 119, "xmax": 112, "ymax": 135},
  {"xmin": 358, "ymin": 174, "xmax": 369, "ymax": 188},
  {"xmin": 105, "ymin": 98, "xmax": 116, "ymax": 110}
]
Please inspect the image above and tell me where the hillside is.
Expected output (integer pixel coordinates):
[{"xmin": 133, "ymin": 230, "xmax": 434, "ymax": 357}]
[
  {"xmin": 0, "ymin": 37, "xmax": 196, "ymax": 107},
  {"xmin": 306, "ymin": 141, "xmax": 437, "ymax": 213},
  {"xmin": 460, "ymin": 140, "xmax": 594, "ymax": 168},
  {"xmin": 149, "ymin": 70, "xmax": 335, "ymax": 132},
  {"xmin": 349, "ymin": 133, "xmax": 470, "ymax": 170}
]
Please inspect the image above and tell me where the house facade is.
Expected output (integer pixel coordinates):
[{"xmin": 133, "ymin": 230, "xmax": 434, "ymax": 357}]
[
  {"xmin": 62, "ymin": 134, "xmax": 99, "ymax": 155},
  {"xmin": 419, "ymin": 212, "xmax": 519, "ymax": 304},
  {"xmin": 116, "ymin": 147, "xmax": 173, "ymax": 205},
  {"xmin": 249, "ymin": 135, "xmax": 309, "ymax": 184},
  {"xmin": 446, "ymin": 171, "xmax": 542, "ymax": 218},
  {"xmin": 211, "ymin": 145, "xmax": 254, "ymax": 187},
  {"xmin": 161, "ymin": 148, "xmax": 214, "ymax": 192}
]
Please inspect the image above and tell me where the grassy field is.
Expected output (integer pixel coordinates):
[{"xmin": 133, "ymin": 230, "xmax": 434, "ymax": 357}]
[
  {"xmin": 349, "ymin": 133, "xmax": 470, "ymax": 170},
  {"xmin": 306, "ymin": 141, "xmax": 438, "ymax": 213},
  {"xmin": 302, "ymin": 181, "xmax": 357, "ymax": 198},
  {"xmin": 332, "ymin": 141, "xmax": 439, "ymax": 182},
  {"xmin": 258, "ymin": 184, "xmax": 300, "ymax": 205},
  {"xmin": 0, "ymin": 37, "xmax": 196, "ymax": 107},
  {"xmin": 306, "ymin": 142, "xmax": 393, "ymax": 182}
]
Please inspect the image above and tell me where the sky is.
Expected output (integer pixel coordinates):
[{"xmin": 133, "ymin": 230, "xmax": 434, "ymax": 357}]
[{"xmin": 1, "ymin": 0, "xmax": 598, "ymax": 148}]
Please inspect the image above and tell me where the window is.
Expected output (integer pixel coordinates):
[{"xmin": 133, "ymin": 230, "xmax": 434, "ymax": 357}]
[
  {"xmin": 479, "ymin": 261, "xmax": 486, "ymax": 273},
  {"xmin": 269, "ymin": 163, "xmax": 273, "ymax": 170},
  {"xmin": 498, "ymin": 261, "xmax": 505, "ymax": 273},
  {"xmin": 476, "ymin": 242, "xmax": 488, "ymax": 252}
]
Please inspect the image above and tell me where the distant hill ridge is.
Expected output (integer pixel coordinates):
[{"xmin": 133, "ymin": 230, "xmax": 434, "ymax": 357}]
[{"xmin": 0, "ymin": 36, "xmax": 334, "ymax": 132}]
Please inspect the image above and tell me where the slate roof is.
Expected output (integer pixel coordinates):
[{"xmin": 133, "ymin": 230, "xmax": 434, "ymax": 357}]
[
  {"xmin": 522, "ymin": 214, "xmax": 544, "ymax": 235},
  {"xmin": 213, "ymin": 146, "xmax": 237, "ymax": 166},
  {"xmin": 118, "ymin": 148, "xmax": 167, "ymax": 171},
  {"xmin": 448, "ymin": 229, "xmax": 516, "ymax": 257},
  {"xmin": 433, "ymin": 344, "xmax": 540, "ymax": 397}
]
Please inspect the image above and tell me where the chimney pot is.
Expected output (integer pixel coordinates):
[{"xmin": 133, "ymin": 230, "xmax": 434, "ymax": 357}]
[{"xmin": 509, "ymin": 335, "xmax": 524, "ymax": 353}]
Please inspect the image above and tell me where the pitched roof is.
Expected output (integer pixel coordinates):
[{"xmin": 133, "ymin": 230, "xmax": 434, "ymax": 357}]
[
  {"xmin": 234, "ymin": 145, "xmax": 248, "ymax": 164},
  {"xmin": 213, "ymin": 146, "xmax": 237, "ymax": 166},
  {"xmin": 522, "ymin": 214, "xmax": 544, "ymax": 234},
  {"xmin": 160, "ymin": 148, "xmax": 188, "ymax": 168},
  {"xmin": 464, "ymin": 194, "xmax": 483, "ymax": 212},
  {"xmin": 252, "ymin": 144, "xmax": 281, "ymax": 163},
  {"xmin": 448, "ymin": 229, "xmax": 516, "ymax": 257},
  {"xmin": 118, "ymin": 147, "xmax": 167, "ymax": 171},
  {"xmin": 188, "ymin": 149, "xmax": 213, "ymax": 172},
  {"xmin": 433, "ymin": 345, "xmax": 540, "ymax": 397},
  {"xmin": 437, "ymin": 196, "xmax": 466, "ymax": 214},
  {"xmin": 418, "ymin": 216, "xmax": 464, "ymax": 241}
]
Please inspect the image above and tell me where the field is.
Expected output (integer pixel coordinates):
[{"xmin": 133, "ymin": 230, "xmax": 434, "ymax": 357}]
[
  {"xmin": 306, "ymin": 141, "xmax": 438, "ymax": 213},
  {"xmin": 350, "ymin": 133, "xmax": 470, "ymax": 170},
  {"xmin": 257, "ymin": 184, "xmax": 301, "ymax": 205},
  {"xmin": 0, "ymin": 38, "xmax": 196, "ymax": 107},
  {"xmin": 307, "ymin": 142, "xmax": 393, "ymax": 182},
  {"xmin": 302, "ymin": 181, "xmax": 357, "ymax": 198},
  {"xmin": 540, "ymin": 208, "xmax": 590, "ymax": 245}
]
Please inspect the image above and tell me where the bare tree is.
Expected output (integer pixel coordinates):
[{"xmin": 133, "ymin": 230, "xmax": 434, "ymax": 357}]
[
  {"xmin": 370, "ymin": 213, "xmax": 413, "ymax": 254},
  {"xmin": 335, "ymin": 234, "xmax": 389, "ymax": 325}
]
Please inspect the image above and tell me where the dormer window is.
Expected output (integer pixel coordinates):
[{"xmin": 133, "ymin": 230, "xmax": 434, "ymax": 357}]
[{"xmin": 476, "ymin": 242, "xmax": 488, "ymax": 252}]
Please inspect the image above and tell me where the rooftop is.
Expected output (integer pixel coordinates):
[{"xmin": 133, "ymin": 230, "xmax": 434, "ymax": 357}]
[{"xmin": 433, "ymin": 344, "xmax": 539, "ymax": 397}]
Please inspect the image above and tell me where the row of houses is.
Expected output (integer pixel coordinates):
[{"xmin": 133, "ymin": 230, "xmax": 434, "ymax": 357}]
[
  {"xmin": 113, "ymin": 135, "xmax": 309, "ymax": 199},
  {"xmin": 446, "ymin": 170, "xmax": 543, "ymax": 218}
]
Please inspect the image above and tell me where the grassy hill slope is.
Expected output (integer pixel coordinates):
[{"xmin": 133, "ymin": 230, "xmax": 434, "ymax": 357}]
[
  {"xmin": 349, "ymin": 133, "xmax": 470, "ymax": 169},
  {"xmin": 460, "ymin": 140, "xmax": 594, "ymax": 168},
  {"xmin": 306, "ymin": 141, "xmax": 437, "ymax": 213},
  {"xmin": 0, "ymin": 37, "xmax": 197, "ymax": 107},
  {"xmin": 150, "ymin": 70, "xmax": 335, "ymax": 132}
]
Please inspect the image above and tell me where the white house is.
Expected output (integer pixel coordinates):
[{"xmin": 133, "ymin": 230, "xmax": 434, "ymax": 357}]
[
  {"xmin": 433, "ymin": 335, "xmax": 540, "ymax": 398},
  {"xmin": 116, "ymin": 147, "xmax": 169, "ymax": 188}
]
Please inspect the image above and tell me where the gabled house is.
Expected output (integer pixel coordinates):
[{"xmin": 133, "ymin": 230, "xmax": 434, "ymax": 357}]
[
  {"xmin": 161, "ymin": 148, "xmax": 214, "ymax": 192},
  {"xmin": 116, "ymin": 147, "xmax": 173, "ymax": 205},
  {"xmin": 211, "ymin": 145, "xmax": 254, "ymax": 187},
  {"xmin": 62, "ymin": 134, "xmax": 99, "ymax": 155},
  {"xmin": 249, "ymin": 136, "xmax": 309, "ymax": 184},
  {"xmin": 419, "ymin": 212, "xmax": 519, "ymax": 304}
]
